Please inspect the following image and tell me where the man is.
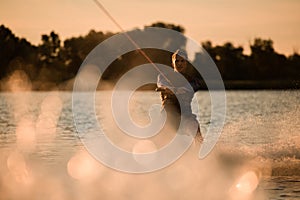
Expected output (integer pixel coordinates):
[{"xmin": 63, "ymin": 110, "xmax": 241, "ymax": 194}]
[{"xmin": 156, "ymin": 49, "xmax": 202, "ymax": 140}]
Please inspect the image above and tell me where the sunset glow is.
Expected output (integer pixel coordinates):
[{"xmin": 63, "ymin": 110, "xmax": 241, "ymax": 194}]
[{"xmin": 1, "ymin": 0, "xmax": 299, "ymax": 55}]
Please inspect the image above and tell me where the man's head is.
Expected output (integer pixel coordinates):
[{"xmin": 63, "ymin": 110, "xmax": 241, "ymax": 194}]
[{"xmin": 172, "ymin": 49, "xmax": 188, "ymax": 73}]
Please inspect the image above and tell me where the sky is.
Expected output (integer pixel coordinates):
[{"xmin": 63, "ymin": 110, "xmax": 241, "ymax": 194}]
[{"xmin": 1, "ymin": 0, "xmax": 300, "ymax": 55}]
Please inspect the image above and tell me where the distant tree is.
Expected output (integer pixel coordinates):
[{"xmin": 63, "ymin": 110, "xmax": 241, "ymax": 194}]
[
  {"xmin": 249, "ymin": 38, "xmax": 287, "ymax": 80},
  {"xmin": 0, "ymin": 25, "xmax": 37, "ymax": 80},
  {"xmin": 37, "ymin": 31, "xmax": 67, "ymax": 83},
  {"xmin": 0, "ymin": 25, "xmax": 18, "ymax": 76},
  {"xmin": 286, "ymin": 53, "xmax": 300, "ymax": 80},
  {"xmin": 102, "ymin": 48, "xmax": 173, "ymax": 82},
  {"xmin": 38, "ymin": 31, "xmax": 61, "ymax": 64},
  {"xmin": 1, "ymin": 23, "xmax": 299, "ymax": 90},
  {"xmin": 214, "ymin": 42, "xmax": 245, "ymax": 80},
  {"xmin": 202, "ymin": 41, "xmax": 246, "ymax": 80},
  {"xmin": 146, "ymin": 22, "xmax": 185, "ymax": 33},
  {"xmin": 201, "ymin": 41, "xmax": 215, "ymax": 59},
  {"xmin": 102, "ymin": 22, "xmax": 187, "ymax": 82},
  {"xmin": 62, "ymin": 30, "xmax": 113, "ymax": 79}
]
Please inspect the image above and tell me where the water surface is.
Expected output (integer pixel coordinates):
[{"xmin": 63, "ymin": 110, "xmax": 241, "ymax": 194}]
[{"xmin": 0, "ymin": 90, "xmax": 299, "ymax": 199}]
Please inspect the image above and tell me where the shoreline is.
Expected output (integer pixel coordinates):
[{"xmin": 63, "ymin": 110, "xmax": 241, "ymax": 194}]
[{"xmin": 0, "ymin": 79, "xmax": 299, "ymax": 92}]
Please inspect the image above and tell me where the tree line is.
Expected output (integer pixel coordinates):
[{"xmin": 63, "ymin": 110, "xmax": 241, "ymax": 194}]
[{"xmin": 0, "ymin": 22, "xmax": 299, "ymax": 90}]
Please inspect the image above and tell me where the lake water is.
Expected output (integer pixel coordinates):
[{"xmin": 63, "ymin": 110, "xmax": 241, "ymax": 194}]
[{"xmin": 0, "ymin": 90, "xmax": 299, "ymax": 200}]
